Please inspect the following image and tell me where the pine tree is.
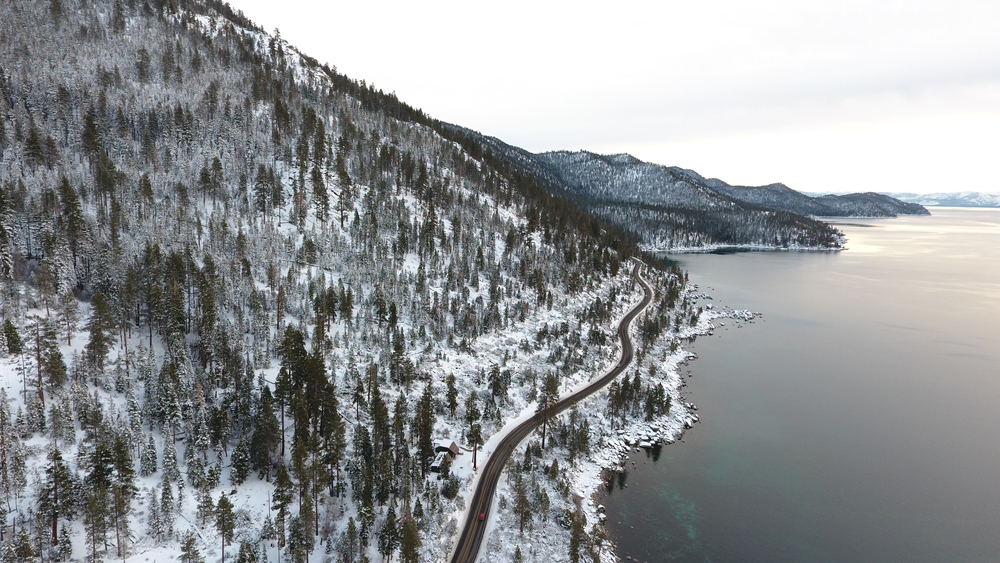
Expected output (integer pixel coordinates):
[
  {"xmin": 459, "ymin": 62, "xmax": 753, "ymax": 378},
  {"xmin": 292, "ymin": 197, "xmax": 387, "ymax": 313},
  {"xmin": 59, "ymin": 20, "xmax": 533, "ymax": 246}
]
[
  {"xmin": 351, "ymin": 360, "xmax": 366, "ymax": 419},
  {"xmin": 537, "ymin": 371, "xmax": 560, "ymax": 449},
  {"xmin": 128, "ymin": 389, "xmax": 144, "ymax": 446},
  {"xmin": 399, "ymin": 517, "xmax": 421, "ymax": 563},
  {"xmin": 6, "ymin": 526, "xmax": 35, "ymax": 561},
  {"xmin": 464, "ymin": 391, "xmax": 481, "ymax": 440},
  {"xmin": 216, "ymin": 493, "xmax": 236, "ymax": 562},
  {"xmin": 236, "ymin": 540, "xmax": 259, "ymax": 563},
  {"xmin": 377, "ymin": 504, "xmax": 400, "ymax": 563},
  {"xmin": 251, "ymin": 386, "xmax": 280, "ymax": 480},
  {"xmin": 85, "ymin": 291, "xmax": 115, "ymax": 372},
  {"xmin": 140, "ymin": 434, "xmax": 158, "ymax": 476},
  {"xmin": 414, "ymin": 383, "xmax": 435, "ymax": 478},
  {"xmin": 468, "ymin": 422, "xmax": 482, "ymax": 470},
  {"xmin": 160, "ymin": 474, "xmax": 174, "ymax": 537},
  {"xmin": 39, "ymin": 320, "xmax": 67, "ymax": 391},
  {"xmin": 230, "ymin": 438, "xmax": 251, "ymax": 485},
  {"xmin": 58, "ymin": 525, "xmax": 73, "ymax": 561},
  {"xmin": 0, "ymin": 388, "xmax": 13, "ymax": 510},
  {"xmin": 180, "ymin": 531, "xmax": 203, "ymax": 563},
  {"xmin": 445, "ymin": 373, "xmax": 458, "ymax": 418},
  {"xmin": 342, "ymin": 517, "xmax": 359, "ymax": 563},
  {"xmin": 569, "ymin": 511, "xmax": 585, "ymax": 563},
  {"xmin": 197, "ymin": 484, "xmax": 216, "ymax": 527},
  {"xmin": 83, "ymin": 483, "xmax": 110, "ymax": 561},
  {"xmin": 146, "ymin": 488, "xmax": 162, "ymax": 541},
  {"xmin": 112, "ymin": 432, "xmax": 137, "ymax": 557},
  {"xmin": 272, "ymin": 464, "xmax": 293, "ymax": 549},
  {"xmin": 514, "ymin": 472, "xmax": 531, "ymax": 533},
  {"xmin": 56, "ymin": 176, "xmax": 86, "ymax": 267},
  {"xmin": 163, "ymin": 436, "xmax": 180, "ymax": 482},
  {"xmin": 38, "ymin": 446, "xmax": 75, "ymax": 545},
  {"xmin": 312, "ymin": 163, "xmax": 329, "ymax": 222},
  {"xmin": 209, "ymin": 404, "xmax": 231, "ymax": 457},
  {"xmin": 24, "ymin": 125, "xmax": 45, "ymax": 168},
  {"xmin": 55, "ymin": 290, "xmax": 79, "ymax": 345}
]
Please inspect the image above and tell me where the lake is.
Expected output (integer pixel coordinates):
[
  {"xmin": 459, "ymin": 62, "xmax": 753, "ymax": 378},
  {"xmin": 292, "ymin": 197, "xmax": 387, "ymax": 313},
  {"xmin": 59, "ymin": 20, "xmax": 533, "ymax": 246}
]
[{"xmin": 602, "ymin": 207, "xmax": 1000, "ymax": 562}]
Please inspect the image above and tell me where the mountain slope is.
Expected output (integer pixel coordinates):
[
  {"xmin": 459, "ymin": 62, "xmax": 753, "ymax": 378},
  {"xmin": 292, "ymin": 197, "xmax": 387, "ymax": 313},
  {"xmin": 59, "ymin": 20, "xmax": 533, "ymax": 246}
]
[
  {"xmin": 0, "ymin": 2, "xmax": 704, "ymax": 563},
  {"xmin": 532, "ymin": 150, "xmax": 846, "ymax": 251},
  {"xmin": 442, "ymin": 134, "xmax": 845, "ymax": 251}
]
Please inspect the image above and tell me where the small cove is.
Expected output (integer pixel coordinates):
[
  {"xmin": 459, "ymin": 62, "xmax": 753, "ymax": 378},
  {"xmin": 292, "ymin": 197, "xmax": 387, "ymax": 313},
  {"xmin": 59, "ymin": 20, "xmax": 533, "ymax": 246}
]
[{"xmin": 603, "ymin": 208, "xmax": 1000, "ymax": 562}]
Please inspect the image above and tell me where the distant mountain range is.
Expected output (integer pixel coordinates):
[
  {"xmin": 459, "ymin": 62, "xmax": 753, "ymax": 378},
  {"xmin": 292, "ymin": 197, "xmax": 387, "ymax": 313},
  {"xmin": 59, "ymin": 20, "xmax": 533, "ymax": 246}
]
[
  {"xmin": 534, "ymin": 151, "xmax": 929, "ymax": 218},
  {"xmin": 880, "ymin": 192, "xmax": 1000, "ymax": 208},
  {"xmin": 447, "ymin": 129, "xmax": 927, "ymax": 251}
]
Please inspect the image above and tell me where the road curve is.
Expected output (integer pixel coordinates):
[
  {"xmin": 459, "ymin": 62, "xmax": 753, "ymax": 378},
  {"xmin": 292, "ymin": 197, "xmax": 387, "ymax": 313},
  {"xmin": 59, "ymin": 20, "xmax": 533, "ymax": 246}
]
[{"xmin": 449, "ymin": 261, "xmax": 654, "ymax": 563}]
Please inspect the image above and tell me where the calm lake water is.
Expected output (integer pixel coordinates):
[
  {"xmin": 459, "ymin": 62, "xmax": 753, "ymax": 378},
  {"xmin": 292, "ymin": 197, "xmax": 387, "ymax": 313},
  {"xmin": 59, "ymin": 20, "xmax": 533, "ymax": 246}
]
[{"xmin": 603, "ymin": 207, "xmax": 1000, "ymax": 562}]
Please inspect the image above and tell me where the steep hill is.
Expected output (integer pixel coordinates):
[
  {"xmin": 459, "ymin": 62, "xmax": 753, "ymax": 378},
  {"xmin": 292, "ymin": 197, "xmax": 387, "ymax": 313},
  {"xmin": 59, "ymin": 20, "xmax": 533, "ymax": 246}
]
[
  {"xmin": 441, "ymin": 133, "xmax": 844, "ymax": 251},
  {"xmin": 532, "ymin": 150, "xmax": 847, "ymax": 251},
  {"xmin": 0, "ymin": 2, "xmax": 703, "ymax": 562}
]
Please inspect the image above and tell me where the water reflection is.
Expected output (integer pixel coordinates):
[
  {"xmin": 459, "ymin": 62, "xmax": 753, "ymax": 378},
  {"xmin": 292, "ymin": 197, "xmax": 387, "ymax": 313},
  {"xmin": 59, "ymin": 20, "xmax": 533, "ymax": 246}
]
[{"xmin": 603, "ymin": 208, "xmax": 1000, "ymax": 563}]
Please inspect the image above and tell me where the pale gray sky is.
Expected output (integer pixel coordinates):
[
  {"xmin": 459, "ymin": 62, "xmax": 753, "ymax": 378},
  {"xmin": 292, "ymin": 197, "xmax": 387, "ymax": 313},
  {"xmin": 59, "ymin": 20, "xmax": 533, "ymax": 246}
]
[{"xmin": 228, "ymin": 0, "xmax": 1000, "ymax": 194}]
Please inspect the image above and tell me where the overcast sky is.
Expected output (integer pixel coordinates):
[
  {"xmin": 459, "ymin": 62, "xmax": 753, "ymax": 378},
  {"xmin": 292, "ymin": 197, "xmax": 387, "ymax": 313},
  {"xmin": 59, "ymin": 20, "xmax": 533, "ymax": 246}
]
[{"xmin": 228, "ymin": 0, "xmax": 1000, "ymax": 194}]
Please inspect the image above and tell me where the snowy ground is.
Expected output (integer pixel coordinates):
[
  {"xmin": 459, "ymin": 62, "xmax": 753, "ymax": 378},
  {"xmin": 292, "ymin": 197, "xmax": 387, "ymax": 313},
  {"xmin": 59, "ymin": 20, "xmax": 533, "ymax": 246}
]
[{"xmin": 473, "ymin": 278, "xmax": 759, "ymax": 563}]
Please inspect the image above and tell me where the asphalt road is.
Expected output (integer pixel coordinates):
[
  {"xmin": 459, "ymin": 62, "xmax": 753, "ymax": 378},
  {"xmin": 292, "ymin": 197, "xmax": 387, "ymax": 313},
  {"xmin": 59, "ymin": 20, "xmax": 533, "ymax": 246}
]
[{"xmin": 448, "ymin": 262, "xmax": 654, "ymax": 563}]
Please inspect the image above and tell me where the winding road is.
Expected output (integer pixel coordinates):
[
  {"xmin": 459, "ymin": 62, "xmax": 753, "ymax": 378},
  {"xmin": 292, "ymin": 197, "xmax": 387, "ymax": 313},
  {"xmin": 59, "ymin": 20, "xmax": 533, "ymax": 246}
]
[{"xmin": 448, "ymin": 261, "xmax": 654, "ymax": 563}]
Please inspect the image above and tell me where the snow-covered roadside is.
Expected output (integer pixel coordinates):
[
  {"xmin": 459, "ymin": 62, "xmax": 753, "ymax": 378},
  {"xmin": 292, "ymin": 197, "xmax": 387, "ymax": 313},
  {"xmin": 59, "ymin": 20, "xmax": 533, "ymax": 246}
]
[
  {"xmin": 417, "ymin": 268, "xmax": 646, "ymax": 562},
  {"xmin": 478, "ymin": 275, "xmax": 759, "ymax": 563}
]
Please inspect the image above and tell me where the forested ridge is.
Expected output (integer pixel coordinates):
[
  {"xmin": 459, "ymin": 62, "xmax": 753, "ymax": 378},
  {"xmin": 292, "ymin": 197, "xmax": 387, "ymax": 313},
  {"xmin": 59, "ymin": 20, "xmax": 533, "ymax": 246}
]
[
  {"xmin": 0, "ymin": 1, "xmax": 710, "ymax": 562},
  {"xmin": 445, "ymin": 138, "xmax": 925, "ymax": 250}
]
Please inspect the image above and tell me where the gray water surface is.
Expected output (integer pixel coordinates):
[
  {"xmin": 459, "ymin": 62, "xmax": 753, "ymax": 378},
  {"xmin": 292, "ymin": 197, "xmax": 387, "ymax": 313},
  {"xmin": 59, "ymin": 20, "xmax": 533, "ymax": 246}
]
[{"xmin": 603, "ymin": 208, "xmax": 1000, "ymax": 562}]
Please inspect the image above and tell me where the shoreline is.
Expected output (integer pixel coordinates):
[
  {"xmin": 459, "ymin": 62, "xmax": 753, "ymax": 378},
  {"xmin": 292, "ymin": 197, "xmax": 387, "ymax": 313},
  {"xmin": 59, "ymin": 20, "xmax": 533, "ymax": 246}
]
[
  {"xmin": 644, "ymin": 243, "xmax": 844, "ymax": 254},
  {"xmin": 572, "ymin": 301, "xmax": 756, "ymax": 563},
  {"xmin": 477, "ymin": 273, "xmax": 756, "ymax": 563}
]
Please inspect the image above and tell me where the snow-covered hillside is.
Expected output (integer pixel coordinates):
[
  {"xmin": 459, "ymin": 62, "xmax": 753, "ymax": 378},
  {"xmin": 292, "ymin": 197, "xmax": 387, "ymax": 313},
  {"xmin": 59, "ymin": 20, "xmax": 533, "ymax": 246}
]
[{"xmin": 0, "ymin": 1, "xmax": 710, "ymax": 562}]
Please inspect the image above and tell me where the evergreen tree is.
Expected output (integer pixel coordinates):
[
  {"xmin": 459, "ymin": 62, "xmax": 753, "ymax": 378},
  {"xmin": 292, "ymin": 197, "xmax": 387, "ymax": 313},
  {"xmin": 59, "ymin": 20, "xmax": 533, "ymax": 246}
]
[
  {"xmin": 251, "ymin": 386, "xmax": 280, "ymax": 479},
  {"xmin": 163, "ymin": 435, "xmax": 180, "ymax": 482},
  {"xmin": 140, "ymin": 434, "xmax": 158, "ymax": 476},
  {"xmin": 272, "ymin": 464, "xmax": 293, "ymax": 549},
  {"xmin": 84, "ymin": 291, "xmax": 115, "ymax": 372},
  {"xmin": 537, "ymin": 371, "xmax": 560, "ymax": 449},
  {"xmin": 160, "ymin": 474, "xmax": 174, "ymax": 537},
  {"xmin": 39, "ymin": 320, "xmax": 67, "ymax": 391},
  {"xmin": 569, "ymin": 511, "xmax": 585, "ymax": 563},
  {"xmin": 83, "ymin": 482, "xmax": 110, "ymax": 561},
  {"xmin": 399, "ymin": 517, "xmax": 421, "ymax": 563},
  {"xmin": 445, "ymin": 373, "xmax": 458, "ymax": 418},
  {"xmin": 112, "ymin": 432, "xmax": 137, "ymax": 557},
  {"xmin": 58, "ymin": 525, "xmax": 73, "ymax": 561},
  {"xmin": 146, "ymin": 488, "xmax": 162, "ymax": 541},
  {"xmin": 514, "ymin": 472, "xmax": 531, "ymax": 533},
  {"xmin": 180, "ymin": 531, "xmax": 203, "ymax": 563},
  {"xmin": 414, "ymin": 383, "xmax": 435, "ymax": 478},
  {"xmin": 6, "ymin": 526, "xmax": 35, "ymax": 561},
  {"xmin": 464, "ymin": 391, "xmax": 480, "ymax": 439},
  {"xmin": 38, "ymin": 446, "xmax": 75, "ymax": 545},
  {"xmin": 236, "ymin": 540, "xmax": 259, "ymax": 563},
  {"xmin": 216, "ymin": 493, "xmax": 236, "ymax": 563},
  {"xmin": 230, "ymin": 438, "xmax": 251, "ymax": 485},
  {"xmin": 377, "ymin": 505, "xmax": 400, "ymax": 563},
  {"xmin": 0, "ymin": 388, "xmax": 15, "ymax": 512},
  {"xmin": 55, "ymin": 290, "xmax": 79, "ymax": 345},
  {"xmin": 342, "ymin": 517, "xmax": 359, "ymax": 563},
  {"xmin": 56, "ymin": 176, "xmax": 86, "ymax": 266},
  {"xmin": 468, "ymin": 422, "xmax": 482, "ymax": 470}
]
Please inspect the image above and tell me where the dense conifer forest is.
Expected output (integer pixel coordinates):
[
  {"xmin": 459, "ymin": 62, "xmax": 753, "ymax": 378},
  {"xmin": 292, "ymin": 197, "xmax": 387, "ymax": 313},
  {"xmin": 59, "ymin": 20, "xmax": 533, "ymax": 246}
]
[{"xmin": 0, "ymin": 1, "xmax": 722, "ymax": 562}]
